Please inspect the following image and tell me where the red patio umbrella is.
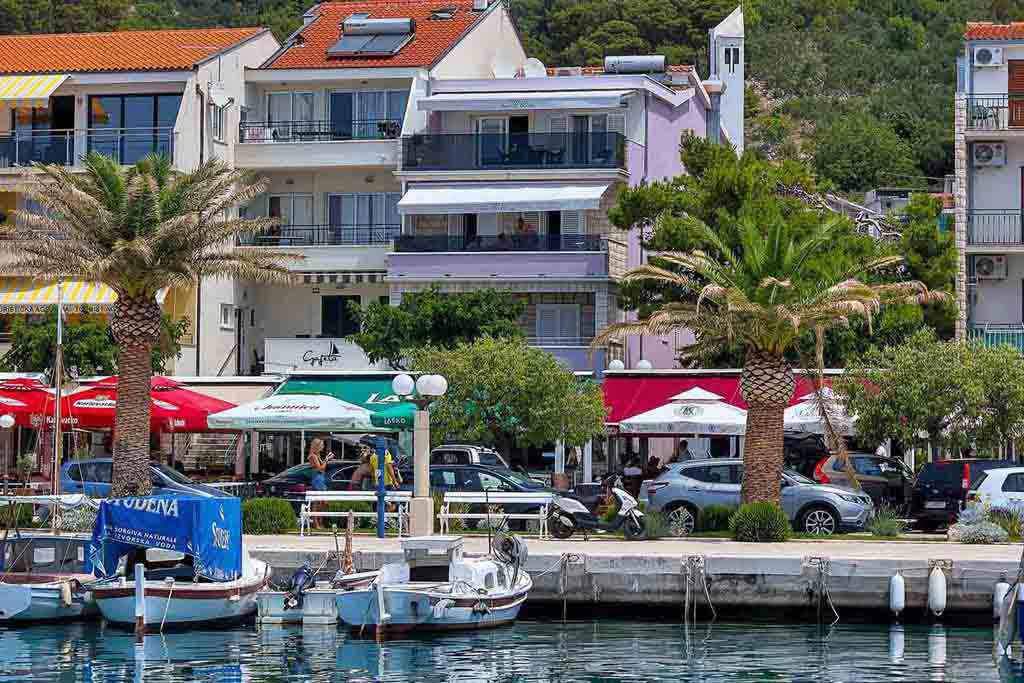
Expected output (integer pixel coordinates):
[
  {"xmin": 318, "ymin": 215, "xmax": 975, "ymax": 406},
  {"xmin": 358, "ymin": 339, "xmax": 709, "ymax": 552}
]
[{"xmin": 78, "ymin": 376, "xmax": 237, "ymax": 433}]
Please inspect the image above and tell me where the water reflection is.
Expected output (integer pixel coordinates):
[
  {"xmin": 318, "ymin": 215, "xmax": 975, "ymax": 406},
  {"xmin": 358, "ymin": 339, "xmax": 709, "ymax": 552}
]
[{"xmin": 0, "ymin": 620, "xmax": 1012, "ymax": 682}]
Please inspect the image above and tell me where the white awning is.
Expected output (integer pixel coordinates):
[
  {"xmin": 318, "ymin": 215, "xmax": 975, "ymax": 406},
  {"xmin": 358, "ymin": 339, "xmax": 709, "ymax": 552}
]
[
  {"xmin": 419, "ymin": 90, "xmax": 633, "ymax": 112},
  {"xmin": 398, "ymin": 182, "xmax": 609, "ymax": 215}
]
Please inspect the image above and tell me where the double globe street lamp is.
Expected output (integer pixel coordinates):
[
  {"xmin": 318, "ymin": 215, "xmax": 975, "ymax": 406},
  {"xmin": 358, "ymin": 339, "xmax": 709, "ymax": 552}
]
[{"xmin": 392, "ymin": 373, "xmax": 448, "ymax": 536}]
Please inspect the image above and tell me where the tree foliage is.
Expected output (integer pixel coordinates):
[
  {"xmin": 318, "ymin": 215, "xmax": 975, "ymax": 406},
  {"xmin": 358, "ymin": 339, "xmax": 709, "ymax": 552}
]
[
  {"xmin": 812, "ymin": 113, "xmax": 918, "ymax": 192},
  {"xmin": 409, "ymin": 337, "xmax": 607, "ymax": 459},
  {"xmin": 349, "ymin": 287, "xmax": 525, "ymax": 370}
]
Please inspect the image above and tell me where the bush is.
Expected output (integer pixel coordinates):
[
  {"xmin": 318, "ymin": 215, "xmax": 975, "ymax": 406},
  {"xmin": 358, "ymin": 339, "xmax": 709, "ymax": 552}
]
[
  {"xmin": 0, "ymin": 502, "xmax": 36, "ymax": 528},
  {"xmin": 243, "ymin": 498, "xmax": 296, "ymax": 534},
  {"xmin": 729, "ymin": 502, "xmax": 791, "ymax": 543},
  {"xmin": 957, "ymin": 503, "xmax": 988, "ymax": 526},
  {"xmin": 643, "ymin": 510, "xmax": 670, "ymax": 539},
  {"xmin": 324, "ymin": 501, "xmax": 373, "ymax": 530},
  {"xmin": 698, "ymin": 504, "xmax": 736, "ymax": 532},
  {"xmin": 867, "ymin": 506, "xmax": 904, "ymax": 538},
  {"xmin": 989, "ymin": 507, "xmax": 1024, "ymax": 541},
  {"xmin": 948, "ymin": 521, "xmax": 1009, "ymax": 544}
]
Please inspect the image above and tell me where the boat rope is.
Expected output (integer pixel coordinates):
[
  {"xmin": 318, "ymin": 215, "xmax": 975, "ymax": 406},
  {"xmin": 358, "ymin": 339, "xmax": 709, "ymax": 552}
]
[
  {"xmin": 560, "ymin": 553, "xmax": 569, "ymax": 623},
  {"xmin": 160, "ymin": 580, "xmax": 175, "ymax": 633},
  {"xmin": 809, "ymin": 557, "xmax": 839, "ymax": 626},
  {"xmin": 682, "ymin": 556, "xmax": 714, "ymax": 624}
]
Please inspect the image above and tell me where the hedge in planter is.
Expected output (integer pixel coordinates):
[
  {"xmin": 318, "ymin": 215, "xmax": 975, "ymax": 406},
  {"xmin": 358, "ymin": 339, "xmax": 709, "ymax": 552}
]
[
  {"xmin": 729, "ymin": 502, "xmax": 791, "ymax": 542},
  {"xmin": 243, "ymin": 498, "xmax": 297, "ymax": 534}
]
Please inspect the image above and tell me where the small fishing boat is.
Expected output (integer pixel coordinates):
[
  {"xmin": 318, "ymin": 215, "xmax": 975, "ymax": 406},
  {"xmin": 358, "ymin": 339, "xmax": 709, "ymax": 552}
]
[
  {"xmin": 0, "ymin": 494, "xmax": 100, "ymax": 622},
  {"xmin": 336, "ymin": 534, "xmax": 531, "ymax": 636},
  {"xmin": 87, "ymin": 495, "xmax": 269, "ymax": 629}
]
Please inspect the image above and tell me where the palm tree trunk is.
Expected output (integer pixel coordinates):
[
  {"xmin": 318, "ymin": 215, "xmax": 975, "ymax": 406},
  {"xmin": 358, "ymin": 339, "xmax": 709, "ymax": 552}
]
[
  {"xmin": 740, "ymin": 351, "xmax": 796, "ymax": 505},
  {"xmin": 111, "ymin": 343, "xmax": 154, "ymax": 497}
]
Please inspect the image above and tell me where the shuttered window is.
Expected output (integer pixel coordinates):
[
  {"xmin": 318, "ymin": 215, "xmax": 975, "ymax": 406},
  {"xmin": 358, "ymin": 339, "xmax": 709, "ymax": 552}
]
[
  {"xmin": 536, "ymin": 304, "xmax": 580, "ymax": 339},
  {"xmin": 1010, "ymin": 61, "xmax": 1024, "ymax": 93},
  {"xmin": 561, "ymin": 210, "xmax": 584, "ymax": 233}
]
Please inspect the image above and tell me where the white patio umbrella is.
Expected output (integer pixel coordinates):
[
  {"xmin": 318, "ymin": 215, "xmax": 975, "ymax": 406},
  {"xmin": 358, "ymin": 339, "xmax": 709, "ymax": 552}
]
[
  {"xmin": 206, "ymin": 393, "xmax": 379, "ymax": 432},
  {"xmin": 784, "ymin": 387, "xmax": 856, "ymax": 436},
  {"xmin": 619, "ymin": 387, "xmax": 748, "ymax": 436}
]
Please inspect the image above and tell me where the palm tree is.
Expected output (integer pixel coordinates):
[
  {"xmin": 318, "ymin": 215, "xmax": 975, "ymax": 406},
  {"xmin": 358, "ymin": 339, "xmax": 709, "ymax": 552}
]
[
  {"xmin": 3, "ymin": 152, "xmax": 293, "ymax": 496},
  {"xmin": 596, "ymin": 216, "xmax": 936, "ymax": 505}
]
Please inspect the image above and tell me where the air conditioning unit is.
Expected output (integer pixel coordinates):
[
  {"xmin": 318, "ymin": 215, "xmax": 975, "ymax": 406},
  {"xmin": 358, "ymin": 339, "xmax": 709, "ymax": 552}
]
[
  {"xmin": 975, "ymin": 255, "xmax": 1008, "ymax": 279},
  {"xmin": 973, "ymin": 142, "xmax": 1007, "ymax": 167},
  {"xmin": 554, "ymin": 66, "xmax": 582, "ymax": 77},
  {"xmin": 974, "ymin": 45, "xmax": 1004, "ymax": 68}
]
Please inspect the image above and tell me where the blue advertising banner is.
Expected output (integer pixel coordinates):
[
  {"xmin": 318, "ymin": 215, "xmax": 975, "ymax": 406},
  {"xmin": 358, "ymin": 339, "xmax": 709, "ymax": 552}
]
[{"xmin": 88, "ymin": 496, "xmax": 242, "ymax": 582}]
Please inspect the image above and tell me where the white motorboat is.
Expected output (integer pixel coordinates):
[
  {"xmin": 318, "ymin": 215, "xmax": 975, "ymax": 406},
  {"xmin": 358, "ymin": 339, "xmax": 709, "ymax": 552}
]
[
  {"xmin": 336, "ymin": 535, "xmax": 531, "ymax": 637},
  {"xmin": 87, "ymin": 495, "xmax": 269, "ymax": 629},
  {"xmin": 0, "ymin": 494, "xmax": 101, "ymax": 622}
]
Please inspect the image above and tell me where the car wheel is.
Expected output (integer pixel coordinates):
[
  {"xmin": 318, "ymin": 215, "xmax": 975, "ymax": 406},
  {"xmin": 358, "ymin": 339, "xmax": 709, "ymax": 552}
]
[
  {"xmin": 666, "ymin": 504, "xmax": 697, "ymax": 537},
  {"xmin": 800, "ymin": 506, "xmax": 839, "ymax": 536}
]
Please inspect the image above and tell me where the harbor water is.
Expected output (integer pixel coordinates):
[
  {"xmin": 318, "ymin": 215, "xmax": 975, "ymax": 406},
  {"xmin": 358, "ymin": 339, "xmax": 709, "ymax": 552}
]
[{"xmin": 0, "ymin": 620, "xmax": 1020, "ymax": 682}]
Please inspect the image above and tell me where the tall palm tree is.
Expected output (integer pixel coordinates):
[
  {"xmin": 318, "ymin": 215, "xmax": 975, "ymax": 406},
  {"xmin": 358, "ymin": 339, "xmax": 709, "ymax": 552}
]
[
  {"xmin": 3, "ymin": 152, "xmax": 293, "ymax": 496},
  {"xmin": 596, "ymin": 216, "xmax": 936, "ymax": 505}
]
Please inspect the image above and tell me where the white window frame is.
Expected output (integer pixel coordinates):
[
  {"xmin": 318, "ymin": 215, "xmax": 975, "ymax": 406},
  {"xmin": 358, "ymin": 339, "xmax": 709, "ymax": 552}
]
[
  {"xmin": 211, "ymin": 103, "xmax": 225, "ymax": 143},
  {"xmin": 219, "ymin": 303, "xmax": 235, "ymax": 330}
]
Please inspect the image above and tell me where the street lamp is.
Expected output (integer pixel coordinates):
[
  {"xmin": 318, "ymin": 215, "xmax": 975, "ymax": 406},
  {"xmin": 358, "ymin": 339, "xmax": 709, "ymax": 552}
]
[{"xmin": 393, "ymin": 373, "xmax": 448, "ymax": 536}]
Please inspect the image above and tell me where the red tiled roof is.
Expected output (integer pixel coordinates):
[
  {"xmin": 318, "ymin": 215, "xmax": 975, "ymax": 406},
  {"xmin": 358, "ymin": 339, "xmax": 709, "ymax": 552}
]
[
  {"xmin": 965, "ymin": 22, "xmax": 1024, "ymax": 40},
  {"xmin": 0, "ymin": 27, "xmax": 267, "ymax": 74},
  {"xmin": 265, "ymin": 0, "xmax": 485, "ymax": 70}
]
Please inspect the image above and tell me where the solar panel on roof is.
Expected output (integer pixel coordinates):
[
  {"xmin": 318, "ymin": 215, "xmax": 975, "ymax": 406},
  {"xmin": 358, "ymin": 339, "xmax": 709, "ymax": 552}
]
[
  {"xmin": 327, "ymin": 31, "xmax": 413, "ymax": 56},
  {"xmin": 327, "ymin": 34, "xmax": 375, "ymax": 55},
  {"xmin": 360, "ymin": 33, "xmax": 412, "ymax": 54}
]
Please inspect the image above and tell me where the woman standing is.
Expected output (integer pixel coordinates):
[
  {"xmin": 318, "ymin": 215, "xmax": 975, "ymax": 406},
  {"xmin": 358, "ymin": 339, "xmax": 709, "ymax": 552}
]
[{"xmin": 308, "ymin": 438, "xmax": 331, "ymax": 529}]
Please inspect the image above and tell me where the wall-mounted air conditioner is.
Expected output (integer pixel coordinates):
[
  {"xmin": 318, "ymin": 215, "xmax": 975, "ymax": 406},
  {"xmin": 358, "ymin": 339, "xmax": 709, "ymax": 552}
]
[
  {"xmin": 973, "ymin": 142, "xmax": 1007, "ymax": 167},
  {"xmin": 974, "ymin": 46, "xmax": 1004, "ymax": 68},
  {"xmin": 975, "ymin": 255, "xmax": 1008, "ymax": 279}
]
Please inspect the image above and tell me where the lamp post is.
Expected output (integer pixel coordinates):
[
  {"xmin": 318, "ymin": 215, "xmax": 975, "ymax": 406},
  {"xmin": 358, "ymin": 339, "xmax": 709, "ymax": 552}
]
[{"xmin": 392, "ymin": 373, "xmax": 448, "ymax": 536}]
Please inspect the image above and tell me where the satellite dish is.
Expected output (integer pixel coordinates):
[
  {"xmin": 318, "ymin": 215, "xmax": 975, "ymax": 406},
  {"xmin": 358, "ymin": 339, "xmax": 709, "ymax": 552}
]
[
  {"xmin": 491, "ymin": 56, "xmax": 518, "ymax": 79},
  {"xmin": 208, "ymin": 83, "xmax": 231, "ymax": 108},
  {"xmin": 523, "ymin": 58, "xmax": 547, "ymax": 78}
]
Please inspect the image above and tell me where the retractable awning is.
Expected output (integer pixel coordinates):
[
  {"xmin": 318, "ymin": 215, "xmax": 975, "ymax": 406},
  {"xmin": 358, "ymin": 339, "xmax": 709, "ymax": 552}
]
[
  {"xmin": 0, "ymin": 279, "xmax": 167, "ymax": 313},
  {"xmin": 398, "ymin": 182, "xmax": 609, "ymax": 215},
  {"xmin": 0, "ymin": 74, "xmax": 68, "ymax": 108},
  {"xmin": 419, "ymin": 90, "xmax": 633, "ymax": 112}
]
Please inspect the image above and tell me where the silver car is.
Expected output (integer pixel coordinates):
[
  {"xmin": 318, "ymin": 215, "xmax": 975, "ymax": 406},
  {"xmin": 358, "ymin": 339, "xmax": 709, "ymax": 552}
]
[{"xmin": 642, "ymin": 458, "xmax": 873, "ymax": 536}]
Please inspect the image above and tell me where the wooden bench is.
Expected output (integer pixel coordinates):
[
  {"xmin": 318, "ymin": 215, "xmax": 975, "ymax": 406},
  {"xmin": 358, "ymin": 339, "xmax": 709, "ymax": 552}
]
[
  {"xmin": 439, "ymin": 491, "xmax": 555, "ymax": 538},
  {"xmin": 299, "ymin": 490, "xmax": 412, "ymax": 537}
]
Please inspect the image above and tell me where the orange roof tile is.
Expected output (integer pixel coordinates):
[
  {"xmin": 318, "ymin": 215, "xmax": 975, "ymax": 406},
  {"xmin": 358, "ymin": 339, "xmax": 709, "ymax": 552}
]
[
  {"xmin": 264, "ymin": 0, "xmax": 485, "ymax": 70},
  {"xmin": 965, "ymin": 22, "xmax": 1024, "ymax": 40},
  {"xmin": 0, "ymin": 27, "xmax": 267, "ymax": 74}
]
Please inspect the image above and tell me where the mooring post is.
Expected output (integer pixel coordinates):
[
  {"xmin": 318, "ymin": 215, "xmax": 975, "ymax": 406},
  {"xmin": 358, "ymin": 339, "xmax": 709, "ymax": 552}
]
[{"xmin": 134, "ymin": 562, "xmax": 146, "ymax": 641}]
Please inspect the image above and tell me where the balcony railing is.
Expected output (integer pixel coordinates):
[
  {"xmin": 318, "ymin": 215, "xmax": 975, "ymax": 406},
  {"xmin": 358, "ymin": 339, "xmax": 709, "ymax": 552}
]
[
  {"xmin": 239, "ymin": 223, "xmax": 400, "ymax": 247},
  {"xmin": 527, "ymin": 336, "xmax": 594, "ymax": 347},
  {"xmin": 969, "ymin": 324, "xmax": 1024, "ymax": 353},
  {"xmin": 0, "ymin": 127, "xmax": 174, "ymax": 168},
  {"xmin": 967, "ymin": 210, "xmax": 1023, "ymax": 245},
  {"xmin": 966, "ymin": 94, "xmax": 1024, "ymax": 130},
  {"xmin": 239, "ymin": 119, "xmax": 402, "ymax": 143},
  {"xmin": 401, "ymin": 132, "xmax": 626, "ymax": 171},
  {"xmin": 393, "ymin": 234, "xmax": 605, "ymax": 253}
]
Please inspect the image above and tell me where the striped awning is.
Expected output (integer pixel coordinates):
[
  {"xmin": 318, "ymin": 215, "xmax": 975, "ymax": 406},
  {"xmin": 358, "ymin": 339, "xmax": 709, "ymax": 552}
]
[
  {"xmin": 0, "ymin": 279, "xmax": 167, "ymax": 313},
  {"xmin": 0, "ymin": 75, "xmax": 69, "ymax": 108}
]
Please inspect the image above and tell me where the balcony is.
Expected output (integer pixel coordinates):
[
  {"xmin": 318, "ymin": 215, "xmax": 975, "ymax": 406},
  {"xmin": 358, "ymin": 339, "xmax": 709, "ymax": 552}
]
[
  {"xmin": 966, "ymin": 95, "xmax": 1024, "ymax": 132},
  {"xmin": 393, "ymin": 234, "xmax": 604, "ymax": 253},
  {"xmin": 239, "ymin": 224, "xmax": 400, "ymax": 248},
  {"xmin": 0, "ymin": 128, "xmax": 174, "ymax": 169},
  {"xmin": 968, "ymin": 324, "xmax": 1024, "ymax": 353},
  {"xmin": 235, "ymin": 119, "xmax": 401, "ymax": 169},
  {"xmin": 401, "ymin": 132, "xmax": 625, "ymax": 172},
  {"xmin": 967, "ymin": 210, "xmax": 1022, "ymax": 246},
  {"xmin": 527, "ymin": 337, "xmax": 605, "ymax": 374}
]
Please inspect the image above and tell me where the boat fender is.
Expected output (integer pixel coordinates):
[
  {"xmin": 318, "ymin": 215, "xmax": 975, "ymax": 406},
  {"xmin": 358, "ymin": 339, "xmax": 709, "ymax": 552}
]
[
  {"xmin": 928, "ymin": 567, "xmax": 946, "ymax": 617},
  {"xmin": 995, "ymin": 581, "xmax": 1011, "ymax": 620},
  {"xmin": 432, "ymin": 599, "xmax": 455, "ymax": 619},
  {"xmin": 889, "ymin": 573, "xmax": 905, "ymax": 617},
  {"xmin": 472, "ymin": 600, "xmax": 490, "ymax": 615},
  {"xmin": 60, "ymin": 581, "xmax": 73, "ymax": 608}
]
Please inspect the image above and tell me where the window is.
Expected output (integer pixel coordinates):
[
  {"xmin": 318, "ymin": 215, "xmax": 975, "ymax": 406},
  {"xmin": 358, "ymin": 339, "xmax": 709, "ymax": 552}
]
[
  {"xmin": 268, "ymin": 194, "xmax": 314, "ymax": 243},
  {"xmin": 430, "ymin": 469, "xmax": 457, "ymax": 490},
  {"xmin": 1002, "ymin": 473, "xmax": 1024, "ymax": 493},
  {"xmin": 852, "ymin": 457, "xmax": 884, "ymax": 477},
  {"xmin": 536, "ymin": 304, "xmax": 580, "ymax": 340},
  {"xmin": 327, "ymin": 192, "xmax": 401, "ymax": 244},
  {"xmin": 685, "ymin": 464, "xmax": 735, "ymax": 484},
  {"xmin": 432, "ymin": 449, "xmax": 469, "ymax": 465},
  {"xmin": 211, "ymin": 104, "xmax": 225, "ymax": 142},
  {"xmin": 329, "ymin": 91, "xmax": 407, "ymax": 139},
  {"xmin": 81, "ymin": 461, "xmax": 113, "ymax": 483},
  {"xmin": 478, "ymin": 472, "xmax": 511, "ymax": 492},
  {"xmin": 220, "ymin": 304, "xmax": 234, "ymax": 330},
  {"xmin": 267, "ymin": 91, "xmax": 315, "ymax": 140},
  {"xmin": 321, "ymin": 295, "xmax": 360, "ymax": 337},
  {"xmin": 88, "ymin": 94, "xmax": 180, "ymax": 164}
]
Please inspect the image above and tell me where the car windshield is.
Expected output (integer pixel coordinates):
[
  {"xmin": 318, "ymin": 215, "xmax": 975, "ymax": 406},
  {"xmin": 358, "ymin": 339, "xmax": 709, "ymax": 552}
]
[
  {"xmin": 153, "ymin": 463, "xmax": 194, "ymax": 485},
  {"xmin": 784, "ymin": 470, "xmax": 815, "ymax": 485},
  {"xmin": 503, "ymin": 469, "xmax": 545, "ymax": 489}
]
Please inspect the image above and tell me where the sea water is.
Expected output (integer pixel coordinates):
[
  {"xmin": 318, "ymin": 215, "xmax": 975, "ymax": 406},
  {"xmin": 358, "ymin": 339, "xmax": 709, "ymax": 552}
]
[{"xmin": 0, "ymin": 620, "xmax": 1016, "ymax": 682}]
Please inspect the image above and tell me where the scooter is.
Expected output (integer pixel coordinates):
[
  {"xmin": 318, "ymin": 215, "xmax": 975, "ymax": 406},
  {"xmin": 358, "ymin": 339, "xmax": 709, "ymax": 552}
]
[{"xmin": 548, "ymin": 484, "xmax": 645, "ymax": 540}]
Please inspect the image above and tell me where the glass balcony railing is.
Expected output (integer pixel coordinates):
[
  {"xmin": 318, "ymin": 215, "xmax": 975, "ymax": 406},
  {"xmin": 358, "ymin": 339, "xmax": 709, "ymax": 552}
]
[
  {"xmin": 393, "ymin": 234, "xmax": 605, "ymax": 253},
  {"xmin": 0, "ymin": 127, "xmax": 174, "ymax": 168},
  {"xmin": 401, "ymin": 132, "xmax": 626, "ymax": 171},
  {"xmin": 967, "ymin": 210, "xmax": 1022, "ymax": 245},
  {"xmin": 239, "ymin": 119, "xmax": 402, "ymax": 143},
  {"xmin": 968, "ymin": 324, "xmax": 1024, "ymax": 353},
  {"xmin": 238, "ymin": 223, "xmax": 400, "ymax": 247}
]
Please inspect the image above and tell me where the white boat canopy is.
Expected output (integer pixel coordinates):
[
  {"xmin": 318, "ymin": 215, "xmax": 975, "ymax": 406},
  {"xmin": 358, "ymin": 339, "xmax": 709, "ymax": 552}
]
[
  {"xmin": 418, "ymin": 90, "xmax": 633, "ymax": 112},
  {"xmin": 618, "ymin": 388, "xmax": 748, "ymax": 436},
  {"xmin": 783, "ymin": 387, "xmax": 856, "ymax": 436},
  {"xmin": 398, "ymin": 182, "xmax": 609, "ymax": 215}
]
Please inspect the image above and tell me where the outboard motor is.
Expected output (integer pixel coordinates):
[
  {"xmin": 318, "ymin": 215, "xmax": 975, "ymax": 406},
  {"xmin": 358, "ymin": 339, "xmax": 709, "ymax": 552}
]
[{"xmin": 283, "ymin": 562, "xmax": 316, "ymax": 610}]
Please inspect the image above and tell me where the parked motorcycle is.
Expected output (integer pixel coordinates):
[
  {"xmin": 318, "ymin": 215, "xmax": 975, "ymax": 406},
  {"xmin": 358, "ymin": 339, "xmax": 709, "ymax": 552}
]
[{"xmin": 549, "ymin": 485, "xmax": 645, "ymax": 540}]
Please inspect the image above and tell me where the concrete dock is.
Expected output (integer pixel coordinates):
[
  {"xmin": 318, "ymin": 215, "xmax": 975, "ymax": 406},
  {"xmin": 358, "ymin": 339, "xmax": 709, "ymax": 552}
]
[{"xmin": 248, "ymin": 535, "xmax": 1024, "ymax": 620}]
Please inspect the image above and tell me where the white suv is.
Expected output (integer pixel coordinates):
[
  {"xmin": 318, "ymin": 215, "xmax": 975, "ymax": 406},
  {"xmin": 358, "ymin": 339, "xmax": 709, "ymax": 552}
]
[
  {"xmin": 430, "ymin": 444, "xmax": 510, "ymax": 469},
  {"xmin": 967, "ymin": 467, "xmax": 1024, "ymax": 510}
]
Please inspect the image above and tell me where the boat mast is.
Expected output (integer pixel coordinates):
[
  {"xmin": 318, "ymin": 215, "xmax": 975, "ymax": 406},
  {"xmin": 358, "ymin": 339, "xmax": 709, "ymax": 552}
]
[{"xmin": 51, "ymin": 281, "xmax": 64, "ymax": 531}]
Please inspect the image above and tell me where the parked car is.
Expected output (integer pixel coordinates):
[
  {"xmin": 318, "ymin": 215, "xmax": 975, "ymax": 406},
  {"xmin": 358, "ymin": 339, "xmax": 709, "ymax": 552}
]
[
  {"xmin": 430, "ymin": 444, "xmax": 510, "ymax": 469},
  {"xmin": 641, "ymin": 458, "xmax": 874, "ymax": 536},
  {"xmin": 812, "ymin": 452, "xmax": 915, "ymax": 510},
  {"xmin": 61, "ymin": 459, "xmax": 231, "ymax": 498},
  {"xmin": 258, "ymin": 461, "xmax": 369, "ymax": 505},
  {"xmin": 911, "ymin": 458, "xmax": 1016, "ymax": 531},
  {"xmin": 783, "ymin": 433, "xmax": 829, "ymax": 478},
  {"xmin": 967, "ymin": 467, "xmax": 1024, "ymax": 510}
]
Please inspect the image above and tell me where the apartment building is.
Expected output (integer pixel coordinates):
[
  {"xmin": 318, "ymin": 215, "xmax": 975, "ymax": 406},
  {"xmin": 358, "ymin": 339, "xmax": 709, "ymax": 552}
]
[
  {"xmin": 0, "ymin": 27, "xmax": 280, "ymax": 373},
  {"xmin": 956, "ymin": 22, "xmax": 1024, "ymax": 351}
]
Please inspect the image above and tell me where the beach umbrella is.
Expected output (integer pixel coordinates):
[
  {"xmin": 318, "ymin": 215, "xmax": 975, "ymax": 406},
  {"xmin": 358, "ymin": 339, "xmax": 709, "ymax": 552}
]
[
  {"xmin": 71, "ymin": 376, "xmax": 237, "ymax": 432},
  {"xmin": 783, "ymin": 387, "xmax": 856, "ymax": 436},
  {"xmin": 618, "ymin": 388, "xmax": 748, "ymax": 436}
]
